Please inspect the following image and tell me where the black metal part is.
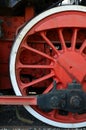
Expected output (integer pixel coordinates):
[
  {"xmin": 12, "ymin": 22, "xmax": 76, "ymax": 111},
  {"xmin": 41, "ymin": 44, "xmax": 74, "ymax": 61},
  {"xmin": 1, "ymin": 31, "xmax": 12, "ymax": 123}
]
[
  {"xmin": 0, "ymin": 0, "xmax": 21, "ymax": 7},
  {"xmin": 80, "ymin": 0, "xmax": 86, "ymax": 5},
  {"xmin": 37, "ymin": 81, "xmax": 86, "ymax": 113},
  {"xmin": 0, "ymin": 0, "xmax": 26, "ymax": 16}
]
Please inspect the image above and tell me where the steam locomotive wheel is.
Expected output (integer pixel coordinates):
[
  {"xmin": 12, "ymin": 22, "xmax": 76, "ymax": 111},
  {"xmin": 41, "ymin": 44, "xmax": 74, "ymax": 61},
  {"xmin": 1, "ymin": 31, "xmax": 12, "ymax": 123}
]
[{"xmin": 10, "ymin": 6, "xmax": 86, "ymax": 128}]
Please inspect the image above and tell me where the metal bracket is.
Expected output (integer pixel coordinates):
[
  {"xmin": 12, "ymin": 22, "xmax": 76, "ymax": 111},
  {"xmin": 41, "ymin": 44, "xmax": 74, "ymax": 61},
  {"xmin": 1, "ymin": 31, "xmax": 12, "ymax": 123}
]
[{"xmin": 37, "ymin": 81, "xmax": 86, "ymax": 113}]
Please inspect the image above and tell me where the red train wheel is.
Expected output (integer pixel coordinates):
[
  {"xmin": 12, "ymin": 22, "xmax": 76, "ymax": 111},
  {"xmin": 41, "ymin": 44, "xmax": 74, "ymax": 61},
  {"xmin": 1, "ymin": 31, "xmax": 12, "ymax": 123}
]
[{"xmin": 10, "ymin": 6, "xmax": 86, "ymax": 128}]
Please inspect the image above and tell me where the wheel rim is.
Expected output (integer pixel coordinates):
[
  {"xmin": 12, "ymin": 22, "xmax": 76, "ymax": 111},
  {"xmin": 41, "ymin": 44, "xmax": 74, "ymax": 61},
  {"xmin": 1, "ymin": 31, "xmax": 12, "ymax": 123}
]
[{"xmin": 10, "ymin": 6, "xmax": 86, "ymax": 128}]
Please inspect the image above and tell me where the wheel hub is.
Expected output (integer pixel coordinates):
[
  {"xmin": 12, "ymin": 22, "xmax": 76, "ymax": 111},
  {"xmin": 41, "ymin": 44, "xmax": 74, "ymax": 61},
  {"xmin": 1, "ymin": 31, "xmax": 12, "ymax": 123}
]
[{"xmin": 56, "ymin": 50, "xmax": 86, "ymax": 83}]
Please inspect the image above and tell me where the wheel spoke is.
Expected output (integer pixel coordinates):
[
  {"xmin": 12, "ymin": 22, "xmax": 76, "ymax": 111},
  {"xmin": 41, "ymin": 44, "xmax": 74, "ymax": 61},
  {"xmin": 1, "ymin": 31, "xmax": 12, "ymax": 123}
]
[
  {"xmin": 17, "ymin": 63, "xmax": 54, "ymax": 69},
  {"xmin": 71, "ymin": 29, "xmax": 78, "ymax": 50},
  {"xmin": 48, "ymin": 110, "xmax": 58, "ymax": 118},
  {"xmin": 79, "ymin": 40, "xmax": 86, "ymax": 53},
  {"xmin": 58, "ymin": 29, "xmax": 67, "ymax": 51},
  {"xmin": 21, "ymin": 72, "xmax": 55, "ymax": 90},
  {"xmin": 21, "ymin": 43, "xmax": 55, "ymax": 62},
  {"xmin": 43, "ymin": 82, "xmax": 53, "ymax": 94},
  {"xmin": 68, "ymin": 113, "xmax": 79, "ymax": 121},
  {"xmin": 40, "ymin": 31, "xmax": 60, "ymax": 55},
  {"xmin": 67, "ymin": 112, "xmax": 75, "ymax": 121}
]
